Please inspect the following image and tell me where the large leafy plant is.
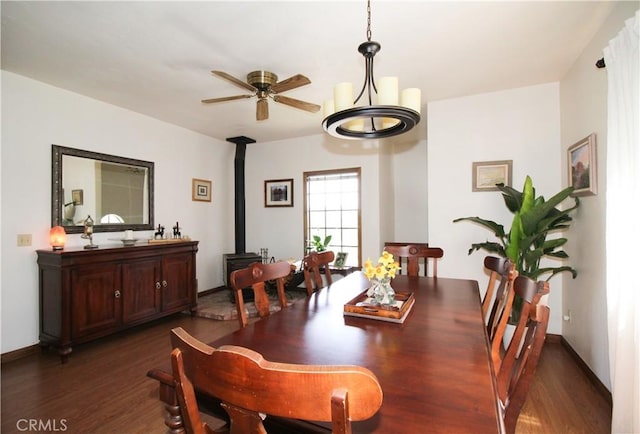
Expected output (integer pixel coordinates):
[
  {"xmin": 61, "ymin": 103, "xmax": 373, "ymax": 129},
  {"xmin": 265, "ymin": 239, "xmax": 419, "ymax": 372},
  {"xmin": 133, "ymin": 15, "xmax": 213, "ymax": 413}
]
[{"xmin": 454, "ymin": 176, "xmax": 580, "ymax": 320}]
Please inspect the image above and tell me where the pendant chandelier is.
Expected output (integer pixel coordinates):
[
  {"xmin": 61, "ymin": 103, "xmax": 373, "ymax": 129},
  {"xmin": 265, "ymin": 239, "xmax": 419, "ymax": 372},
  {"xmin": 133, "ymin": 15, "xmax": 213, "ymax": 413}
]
[{"xmin": 322, "ymin": 0, "xmax": 421, "ymax": 140}]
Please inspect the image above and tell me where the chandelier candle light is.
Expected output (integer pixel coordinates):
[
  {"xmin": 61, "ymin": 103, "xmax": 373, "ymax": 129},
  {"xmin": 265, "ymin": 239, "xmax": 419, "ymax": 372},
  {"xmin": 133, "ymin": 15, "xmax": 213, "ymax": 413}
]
[
  {"xmin": 364, "ymin": 251, "xmax": 400, "ymax": 305},
  {"xmin": 322, "ymin": 0, "xmax": 421, "ymax": 140}
]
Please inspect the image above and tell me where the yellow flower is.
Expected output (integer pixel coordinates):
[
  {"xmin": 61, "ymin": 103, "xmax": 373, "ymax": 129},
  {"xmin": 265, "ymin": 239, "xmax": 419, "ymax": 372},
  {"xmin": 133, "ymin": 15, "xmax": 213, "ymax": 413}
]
[
  {"xmin": 366, "ymin": 251, "xmax": 397, "ymax": 282},
  {"xmin": 380, "ymin": 251, "xmax": 394, "ymax": 266},
  {"xmin": 363, "ymin": 258, "xmax": 375, "ymax": 279}
]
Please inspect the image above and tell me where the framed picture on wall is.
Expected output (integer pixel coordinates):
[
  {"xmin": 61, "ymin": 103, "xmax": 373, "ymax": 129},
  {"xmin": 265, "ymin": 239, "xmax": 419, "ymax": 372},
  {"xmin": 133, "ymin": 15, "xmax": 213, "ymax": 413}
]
[
  {"xmin": 568, "ymin": 133, "xmax": 597, "ymax": 196},
  {"xmin": 265, "ymin": 179, "xmax": 293, "ymax": 207},
  {"xmin": 472, "ymin": 160, "xmax": 513, "ymax": 192},
  {"xmin": 192, "ymin": 178, "xmax": 212, "ymax": 202}
]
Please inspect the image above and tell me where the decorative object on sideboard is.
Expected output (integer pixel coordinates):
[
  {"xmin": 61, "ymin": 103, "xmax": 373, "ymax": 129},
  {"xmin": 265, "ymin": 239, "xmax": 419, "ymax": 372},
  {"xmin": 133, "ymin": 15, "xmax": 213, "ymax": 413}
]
[
  {"xmin": 154, "ymin": 224, "xmax": 165, "ymax": 240},
  {"xmin": 322, "ymin": 0, "xmax": 420, "ymax": 140},
  {"xmin": 172, "ymin": 222, "xmax": 182, "ymax": 238},
  {"xmin": 568, "ymin": 133, "xmax": 597, "ymax": 197},
  {"xmin": 119, "ymin": 229, "xmax": 138, "ymax": 246},
  {"xmin": 80, "ymin": 215, "xmax": 98, "ymax": 249},
  {"xmin": 49, "ymin": 226, "xmax": 66, "ymax": 251}
]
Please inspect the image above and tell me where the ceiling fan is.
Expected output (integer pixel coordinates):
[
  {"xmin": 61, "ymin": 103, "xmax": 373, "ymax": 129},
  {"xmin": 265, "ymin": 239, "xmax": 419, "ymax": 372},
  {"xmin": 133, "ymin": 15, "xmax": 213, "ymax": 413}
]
[{"xmin": 201, "ymin": 70, "xmax": 321, "ymax": 121}]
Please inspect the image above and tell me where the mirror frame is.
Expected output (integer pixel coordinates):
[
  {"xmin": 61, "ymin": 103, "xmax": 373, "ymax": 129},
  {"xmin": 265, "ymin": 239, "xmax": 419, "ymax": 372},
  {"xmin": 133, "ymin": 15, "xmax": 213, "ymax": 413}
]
[{"xmin": 52, "ymin": 145, "xmax": 155, "ymax": 234}]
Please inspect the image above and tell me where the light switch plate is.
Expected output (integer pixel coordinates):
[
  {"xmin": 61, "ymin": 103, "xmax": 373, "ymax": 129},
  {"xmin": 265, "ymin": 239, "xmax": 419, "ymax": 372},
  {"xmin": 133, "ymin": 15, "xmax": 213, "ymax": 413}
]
[{"xmin": 17, "ymin": 234, "xmax": 32, "ymax": 247}]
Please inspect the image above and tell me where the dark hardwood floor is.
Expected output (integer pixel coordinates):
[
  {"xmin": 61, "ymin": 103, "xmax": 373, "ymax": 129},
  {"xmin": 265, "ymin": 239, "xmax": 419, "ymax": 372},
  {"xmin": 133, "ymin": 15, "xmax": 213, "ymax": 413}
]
[{"xmin": 1, "ymin": 314, "xmax": 611, "ymax": 434}]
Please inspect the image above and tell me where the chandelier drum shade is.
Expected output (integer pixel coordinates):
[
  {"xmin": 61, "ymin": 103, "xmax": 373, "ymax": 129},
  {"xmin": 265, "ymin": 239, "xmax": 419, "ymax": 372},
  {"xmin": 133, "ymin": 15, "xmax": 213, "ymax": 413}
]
[{"xmin": 322, "ymin": 0, "xmax": 421, "ymax": 140}]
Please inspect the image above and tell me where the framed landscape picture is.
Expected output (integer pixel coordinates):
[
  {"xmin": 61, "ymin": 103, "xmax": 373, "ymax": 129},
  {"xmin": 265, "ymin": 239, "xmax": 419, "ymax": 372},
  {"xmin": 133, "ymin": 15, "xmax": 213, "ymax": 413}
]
[
  {"xmin": 568, "ymin": 133, "xmax": 597, "ymax": 196},
  {"xmin": 265, "ymin": 179, "xmax": 293, "ymax": 207},
  {"xmin": 472, "ymin": 160, "xmax": 513, "ymax": 192}
]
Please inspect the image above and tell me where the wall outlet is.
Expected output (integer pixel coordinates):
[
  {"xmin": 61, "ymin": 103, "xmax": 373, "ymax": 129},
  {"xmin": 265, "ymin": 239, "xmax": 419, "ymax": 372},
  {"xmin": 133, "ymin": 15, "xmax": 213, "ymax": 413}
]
[
  {"xmin": 563, "ymin": 309, "xmax": 572, "ymax": 323},
  {"xmin": 17, "ymin": 234, "xmax": 32, "ymax": 247}
]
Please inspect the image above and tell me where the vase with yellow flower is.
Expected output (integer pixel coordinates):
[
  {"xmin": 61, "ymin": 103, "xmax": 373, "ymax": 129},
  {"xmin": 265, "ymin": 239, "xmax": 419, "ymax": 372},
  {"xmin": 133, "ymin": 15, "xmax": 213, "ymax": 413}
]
[{"xmin": 364, "ymin": 252, "xmax": 400, "ymax": 305}]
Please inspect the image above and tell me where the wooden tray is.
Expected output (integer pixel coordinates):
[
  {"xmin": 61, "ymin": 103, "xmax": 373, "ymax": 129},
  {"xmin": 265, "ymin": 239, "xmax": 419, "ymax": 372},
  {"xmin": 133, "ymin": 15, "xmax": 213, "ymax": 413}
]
[
  {"xmin": 147, "ymin": 237, "xmax": 192, "ymax": 244},
  {"xmin": 344, "ymin": 290, "xmax": 415, "ymax": 323}
]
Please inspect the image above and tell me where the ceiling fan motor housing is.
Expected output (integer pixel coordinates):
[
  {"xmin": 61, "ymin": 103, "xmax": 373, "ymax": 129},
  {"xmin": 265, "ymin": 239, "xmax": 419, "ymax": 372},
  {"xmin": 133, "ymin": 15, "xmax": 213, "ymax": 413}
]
[{"xmin": 247, "ymin": 70, "xmax": 278, "ymax": 92}]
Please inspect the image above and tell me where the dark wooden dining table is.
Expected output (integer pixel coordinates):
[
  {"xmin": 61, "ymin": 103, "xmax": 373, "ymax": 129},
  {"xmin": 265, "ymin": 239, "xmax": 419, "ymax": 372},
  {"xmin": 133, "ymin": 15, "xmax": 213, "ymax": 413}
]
[{"xmin": 149, "ymin": 271, "xmax": 504, "ymax": 433}]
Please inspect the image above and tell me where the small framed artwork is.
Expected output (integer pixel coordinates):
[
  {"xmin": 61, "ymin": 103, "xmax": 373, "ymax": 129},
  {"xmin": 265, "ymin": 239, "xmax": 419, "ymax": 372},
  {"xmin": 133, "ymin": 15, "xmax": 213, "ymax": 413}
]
[
  {"xmin": 472, "ymin": 160, "xmax": 513, "ymax": 192},
  {"xmin": 72, "ymin": 189, "xmax": 84, "ymax": 205},
  {"xmin": 334, "ymin": 252, "xmax": 348, "ymax": 268},
  {"xmin": 192, "ymin": 178, "xmax": 212, "ymax": 202},
  {"xmin": 568, "ymin": 133, "xmax": 597, "ymax": 196},
  {"xmin": 265, "ymin": 179, "xmax": 293, "ymax": 207}
]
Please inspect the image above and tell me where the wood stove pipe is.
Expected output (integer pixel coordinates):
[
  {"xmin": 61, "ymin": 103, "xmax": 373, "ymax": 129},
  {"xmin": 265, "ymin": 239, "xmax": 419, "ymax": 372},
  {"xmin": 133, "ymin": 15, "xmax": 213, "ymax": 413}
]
[{"xmin": 226, "ymin": 136, "xmax": 256, "ymax": 254}]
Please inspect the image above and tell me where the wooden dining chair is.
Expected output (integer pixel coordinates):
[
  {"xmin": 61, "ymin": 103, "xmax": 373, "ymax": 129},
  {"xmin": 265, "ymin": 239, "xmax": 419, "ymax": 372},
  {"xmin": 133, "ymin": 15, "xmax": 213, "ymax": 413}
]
[
  {"xmin": 230, "ymin": 261, "xmax": 291, "ymax": 328},
  {"xmin": 170, "ymin": 327, "xmax": 384, "ymax": 434},
  {"xmin": 302, "ymin": 250, "xmax": 335, "ymax": 295},
  {"xmin": 383, "ymin": 243, "xmax": 444, "ymax": 277},
  {"xmin": 490, "ymin": 276, "xmax": 549, "ymax": 433},
  {"xmin": 482, "ymin": 256, "xmax": 516, "ymax": 320},
  {"xmin": 482, "ymin": 256, "xmax": 518, "ymax": 349},
  {"xmin": 498, "ymin": 304, "xmax": 550, "ymax": 434},
  {"xmin": 494, "ymin": 276, "xmax": 550, "ymax": 434},
  {"xmin": 490, "ymin": 274, "xmax": 548, "ymax": 374}
]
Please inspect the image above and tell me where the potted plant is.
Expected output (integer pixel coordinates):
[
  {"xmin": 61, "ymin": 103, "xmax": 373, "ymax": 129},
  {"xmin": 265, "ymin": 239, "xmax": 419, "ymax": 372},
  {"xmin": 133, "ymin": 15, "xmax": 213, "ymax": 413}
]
[
  {"xmin": 453, "ymin": 175, "xmax": 580, "ymax": 322},
  {"xmin": 306, "ymin": 235, "xmax": 332, "ymax": 253}
]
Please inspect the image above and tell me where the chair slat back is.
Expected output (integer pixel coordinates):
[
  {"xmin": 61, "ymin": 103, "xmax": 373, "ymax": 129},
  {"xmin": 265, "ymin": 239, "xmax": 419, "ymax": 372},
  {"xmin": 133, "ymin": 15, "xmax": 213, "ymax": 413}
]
[
  {"xmin": 501, "ymin": 304, "xmax": 550, "ymax": 434},
  {"xmin": 482, "ymin": 256, "xmax": 518, "ymax": 367},
  {"xmin": 230, "ymin": 261, "xmax": 291, "ymax": 328},
  {"xmin": 302, "ymin": 250, "xmax": 335, "ymax": 295},
  {"xmin": 383, "ymin": 243, "xmax": 443, "ymax": 277},
  {"xmin": 492, "ymin": 276, "xmax": 550, "ymax": 434},
  {"xmin": 482, "ymin": 256, "xmax": 516, "ymax": 321},
  {"xmin": 170, "ymin": 327, "xmax": 383, "ymax": 434}
]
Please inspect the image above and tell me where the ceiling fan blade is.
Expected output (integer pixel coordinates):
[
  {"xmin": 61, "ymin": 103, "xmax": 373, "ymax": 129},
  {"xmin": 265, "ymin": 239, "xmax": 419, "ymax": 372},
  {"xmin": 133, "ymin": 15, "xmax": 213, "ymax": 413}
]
[
  {"xmin": 211, "ymin": 70, "xmax": 257, "ymax": 92},
  {"xmin": 272, "ymin": 95, "xmax": 321, "ymax": 113},
  {"xmin": 201, "ymin": 95, "xmax": 253, "ymax": 104},
  {"xmin": 257, "ymin": 98, "xmax": 269, "ymax": 121},
  {"xmin": 270, "ymin": 74, "xmax": 311, "ymax": 94}
]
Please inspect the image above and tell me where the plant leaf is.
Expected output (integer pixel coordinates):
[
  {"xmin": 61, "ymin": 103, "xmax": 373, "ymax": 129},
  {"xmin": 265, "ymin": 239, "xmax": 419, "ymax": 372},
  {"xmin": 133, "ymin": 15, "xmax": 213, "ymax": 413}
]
[{"xmin": 453, "ymin": 217, "xmax": 506, "ymax": 238}]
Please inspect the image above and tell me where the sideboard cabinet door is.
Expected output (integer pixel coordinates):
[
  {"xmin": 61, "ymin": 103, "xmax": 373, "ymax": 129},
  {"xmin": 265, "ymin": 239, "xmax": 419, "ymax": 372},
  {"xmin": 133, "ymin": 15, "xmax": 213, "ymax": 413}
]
[
  {"xmin": 122, "ymin": 258, "xmax": 162, "ymax": 325},
  {"xmin": 161, "ymin": 252, "xmax": 193, "ymax": 312},
  {"xmin": 71, "ymin": 262, "xmax": 122, "ymax": 339}
]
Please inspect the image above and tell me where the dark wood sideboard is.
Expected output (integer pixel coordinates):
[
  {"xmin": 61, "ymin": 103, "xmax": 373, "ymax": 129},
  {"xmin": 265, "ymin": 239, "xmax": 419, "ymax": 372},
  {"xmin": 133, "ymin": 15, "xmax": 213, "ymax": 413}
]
[{"xmin": 37, "ymin": 241, "xmax": 198, "ymax": 362}]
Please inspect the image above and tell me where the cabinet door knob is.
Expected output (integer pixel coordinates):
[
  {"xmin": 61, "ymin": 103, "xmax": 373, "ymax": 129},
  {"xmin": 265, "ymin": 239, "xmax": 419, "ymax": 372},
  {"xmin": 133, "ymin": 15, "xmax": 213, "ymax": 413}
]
[
  {"xmin": 114, "ymin": 290, "xmax": 121, "ymax": 299},
  {"xmin": 155, "ymin": 281, "xmax": 161, "ymax": 289},
  {"xmin": 162, "ymin": 280, "xmax": 168, "ymax": 288}
]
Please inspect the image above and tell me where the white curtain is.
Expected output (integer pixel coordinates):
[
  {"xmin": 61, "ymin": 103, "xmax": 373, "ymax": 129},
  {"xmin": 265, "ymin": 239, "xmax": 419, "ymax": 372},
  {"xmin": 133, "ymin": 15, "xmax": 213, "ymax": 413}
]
[{"xmin": 604, "ymin": 9, "xmax": 640, "ymax": 434}]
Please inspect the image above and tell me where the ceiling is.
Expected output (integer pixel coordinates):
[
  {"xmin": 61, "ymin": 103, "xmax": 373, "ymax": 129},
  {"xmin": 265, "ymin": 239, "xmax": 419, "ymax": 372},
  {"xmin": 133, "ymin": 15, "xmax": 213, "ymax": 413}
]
[{"xmin": 1, "ymin": 1, "xmax": 616, "ymax": 143}]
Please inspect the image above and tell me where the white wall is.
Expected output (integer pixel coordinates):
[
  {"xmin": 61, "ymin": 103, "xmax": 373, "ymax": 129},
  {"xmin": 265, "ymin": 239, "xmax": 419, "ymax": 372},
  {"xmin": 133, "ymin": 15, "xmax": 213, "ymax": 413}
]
[
  {"xmin": 242, "ymin": 134, "xmax": 426, "ymax": 265},
  {"xmin": 1, "ymin": 71, "xmax": 235, "ymax": 353},
  {"xmin": 392, "ymin": 138, "xmax": 429, "ymax": 243},
  {"xmin": 559, "ymin": 1, "xmax": 638, "ymax": 391},
  {"xmin": 427, "ymin": 83, "xmax": 565, "ymax": 334}
]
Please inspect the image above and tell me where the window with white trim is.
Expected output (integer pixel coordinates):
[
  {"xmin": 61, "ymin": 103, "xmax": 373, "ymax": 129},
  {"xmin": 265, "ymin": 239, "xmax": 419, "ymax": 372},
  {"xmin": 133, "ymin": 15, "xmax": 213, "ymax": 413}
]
[{"xmin": 303, "ymin": 168, "xmax": 361, "ymax": 267}]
